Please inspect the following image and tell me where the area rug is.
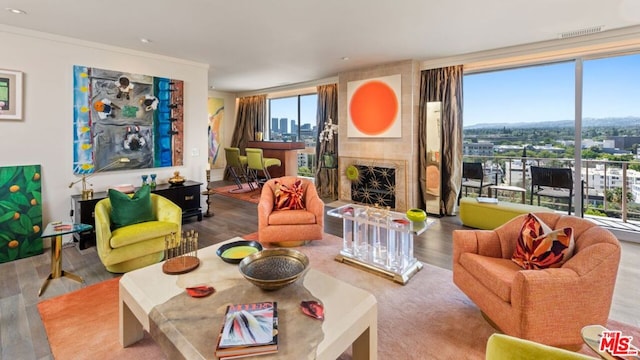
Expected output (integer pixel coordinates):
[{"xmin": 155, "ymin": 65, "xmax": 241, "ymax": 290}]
[
  {"xmin": 211, "ymin": 183, "xmax": 261, "ymax": 204},
  {"xmin": 38, "ymin": 234, "xmax": 640, "ymax": 359},
  {"xmin": 37, "ymin": 277, "xmax": 165, "ymax": 360}
]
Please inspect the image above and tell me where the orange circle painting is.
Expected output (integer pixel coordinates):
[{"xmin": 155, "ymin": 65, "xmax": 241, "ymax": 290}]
[{"xmin": 349, "ymin": 80, "xmax": 399, "ymax": 135}]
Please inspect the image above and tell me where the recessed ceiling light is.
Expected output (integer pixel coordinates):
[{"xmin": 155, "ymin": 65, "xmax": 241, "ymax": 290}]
[
  {"xmin": 6, "ymin": 8, "xmax": 27, "ymax": 15},
  {"xmin": 341, "ymin": 57, "xmax": 350, "ymax": 61},
  {"xmin": 140, "ymin": 38, "xmax": 152, "ymax": 44}
]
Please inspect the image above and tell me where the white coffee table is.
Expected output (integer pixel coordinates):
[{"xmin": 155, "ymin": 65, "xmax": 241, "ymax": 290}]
[{"xmin": 119, "ymin": 237, "xmax": 378, "ymax": 359}]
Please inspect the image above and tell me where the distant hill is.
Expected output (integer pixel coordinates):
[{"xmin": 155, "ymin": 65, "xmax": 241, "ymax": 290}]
[{"xmin": 464, "ymin": 117, "xmax": 640, "ymax": 129}]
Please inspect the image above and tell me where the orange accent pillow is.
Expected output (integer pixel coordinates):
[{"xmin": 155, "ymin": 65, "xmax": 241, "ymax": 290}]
[
  {"xmin": 512, "ymin": 213, "xmax": 575, "ymax": 270},
  {"xmin": 274, "ymin": 179, "xmax": 305, "ymax": 210}
]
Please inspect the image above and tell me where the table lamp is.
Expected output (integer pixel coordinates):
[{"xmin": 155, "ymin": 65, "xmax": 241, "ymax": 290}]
[{"xmin": 69, "ymin": 157, "xmax": 130, "ymax": 200}]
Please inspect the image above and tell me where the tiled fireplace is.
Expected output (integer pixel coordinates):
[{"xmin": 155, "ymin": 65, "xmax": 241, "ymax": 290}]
[
  {"xmin": 339, "ymin": 156, "xmax": 408, "ymax": 211},
  {"xmin": 350, "ymin": 165, "xmax": 396, "ymax": 208}
]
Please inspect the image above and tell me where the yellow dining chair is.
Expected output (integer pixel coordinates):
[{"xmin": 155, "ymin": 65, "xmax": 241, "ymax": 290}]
[
  {"xmin": 246, "ymin": 148, "xmax": 281, "ymax": 187},
  {"xmin": 224, "ymin": 147, "xmax": 254, "ymax": 191}
]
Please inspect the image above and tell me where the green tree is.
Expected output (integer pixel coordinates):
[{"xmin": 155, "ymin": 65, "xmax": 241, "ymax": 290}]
[
  {"xmin": 605, "ymin": 187, "xmax": 633, "ymax": 206},
  {"xmin": 297, "ymin": 166, "xmax": 313, "ymax": 177}
]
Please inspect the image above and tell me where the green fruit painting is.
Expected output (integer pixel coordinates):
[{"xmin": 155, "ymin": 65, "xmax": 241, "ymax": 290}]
[{"xmin": 0, "ymin": 164, "xmax": 43, "ymax": 263}]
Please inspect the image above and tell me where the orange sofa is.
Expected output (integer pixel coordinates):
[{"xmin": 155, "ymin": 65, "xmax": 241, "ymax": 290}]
[
  {"xmin": 258, "ymin": 176, "xmax": 324, "ymax": 246},
  {"xmin": 453, "ymin": 212, "xmax": 621, "ymax": 348}
]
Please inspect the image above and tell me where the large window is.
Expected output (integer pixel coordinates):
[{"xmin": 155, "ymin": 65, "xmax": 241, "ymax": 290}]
[
  {"xmin": 463, "ymin": 52, "xmax": 640, "ymax": 218},
  {"xmin": 268, "ymin": 93, "xmax": 318, "ymax": 176},
  {"xmin": 582, "ymin": 53, "xmax": 640, "ymax": 215},
  {"xmin": 464, "ymin": 62, "xmax": 575, "ymax": 187}
]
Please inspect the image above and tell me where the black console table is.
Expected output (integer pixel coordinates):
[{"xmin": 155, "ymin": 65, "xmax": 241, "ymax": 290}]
[{"xmin": 70, "ymin": 181, "xmax": 202, "ymax": 249}]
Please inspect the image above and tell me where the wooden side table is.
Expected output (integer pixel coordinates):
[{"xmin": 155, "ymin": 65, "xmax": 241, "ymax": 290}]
[{"xmin": 39, "ymin": 222, "xmax": 92, "ymax": 296}]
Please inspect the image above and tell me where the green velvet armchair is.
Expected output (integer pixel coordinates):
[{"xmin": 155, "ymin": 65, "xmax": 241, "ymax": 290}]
[{"xmin": 94, "ymin": 193, "xmax": 182, "ymax": 273}]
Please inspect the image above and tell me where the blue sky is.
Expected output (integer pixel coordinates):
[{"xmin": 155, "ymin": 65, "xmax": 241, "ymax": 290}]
[{"xmin": 464, "ymin": 53, "xmax": 640, "ymax": 125}]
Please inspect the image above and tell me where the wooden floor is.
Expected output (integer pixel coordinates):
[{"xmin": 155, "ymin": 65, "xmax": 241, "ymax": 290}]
[{"xmin": 1, "ymin": 181, "xmax": 639, "ymax": 359}]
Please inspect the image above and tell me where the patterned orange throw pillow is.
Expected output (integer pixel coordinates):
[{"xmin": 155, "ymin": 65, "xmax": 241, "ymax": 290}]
[
  {"xmin": 274, "ymin": 179, "xmax": 305, "ymax": 210},
  {"xmin": 512, "ymin": 213, "xmax": 575, "ymax": 270}
]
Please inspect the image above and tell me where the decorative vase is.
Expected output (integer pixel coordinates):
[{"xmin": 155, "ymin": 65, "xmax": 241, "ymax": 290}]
[
  {"xmin": 150, "ymin": 174, "xmax": 157, "ymax": 189},
  {"xmin": 323, "ymin": 154, "xmax": 336, "ymax": 168},
  {"xmin": 141, "ymin": 175, "xmax": 148, "ymax": 186},
  {"xmin": 406, "ymin": 208, "xmax": 427, "ymax": 222}
]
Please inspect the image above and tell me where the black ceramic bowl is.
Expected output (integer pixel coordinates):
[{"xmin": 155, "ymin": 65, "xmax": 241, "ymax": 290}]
[{"xmin": 216, "ymin": 240, "xmax": 263, "ymax": 264}]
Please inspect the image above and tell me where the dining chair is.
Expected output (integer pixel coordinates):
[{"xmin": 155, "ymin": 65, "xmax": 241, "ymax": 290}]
[
  {"xmin": 529, "ymin": 166, "xmax": 573, "ymax": 214},
  {"xmin": 224, "ymin": 147, "xmax": 254, "ymax": 191},
  {"xmin": 459, "ymin": 162, "xmax": 495, "ymax": 201},
  {"xmin": 245, "ymin": 148, "xmax": 282, "ymax": 187}
]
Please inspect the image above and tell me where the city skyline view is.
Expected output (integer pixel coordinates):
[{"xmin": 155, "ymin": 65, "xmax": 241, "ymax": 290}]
[{"xmin": 269, "ymin": 94, "xmax": 318, "ymax": 134}]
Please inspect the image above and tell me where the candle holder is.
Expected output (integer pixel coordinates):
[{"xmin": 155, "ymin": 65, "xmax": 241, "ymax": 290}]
[
  {"xmin": 162, "ymin": 230, "xmax": 200, "ymax": 275},
  {"xmin": 202, "ymin": 169, "xmax": 215, "ymax": 217}
]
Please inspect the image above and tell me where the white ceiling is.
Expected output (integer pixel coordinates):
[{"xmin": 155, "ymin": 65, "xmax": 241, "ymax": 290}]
[{"xmin": 2, "ymin": 0, "xmax": 640, "ymax": 92}]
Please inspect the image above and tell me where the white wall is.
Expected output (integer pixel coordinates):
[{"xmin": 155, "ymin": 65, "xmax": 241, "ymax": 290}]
[{"xmin": 0, "ymin": 26, "xmax": 210, "ymax": 228}]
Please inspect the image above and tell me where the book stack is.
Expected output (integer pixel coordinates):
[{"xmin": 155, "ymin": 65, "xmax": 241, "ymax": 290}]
[{"xmin": 215, "ymin": 302, "xmax": 278, "ymax": 359}]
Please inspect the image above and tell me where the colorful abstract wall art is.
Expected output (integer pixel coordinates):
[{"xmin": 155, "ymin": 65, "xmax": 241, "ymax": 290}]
[
  {"xmin": 0, "ymin": 164, "xmax": 43, "ymax": 263},
  {"xmin": 207, "ymin": 97, "xmax": 225, "ymax": 168},
  {"xmin": 73, "ymin": 66, "xmax": 184, "ymax": 174},
  {"xmin": 347, "ymin": 74, "xmax": 401, "ymax": 138}
]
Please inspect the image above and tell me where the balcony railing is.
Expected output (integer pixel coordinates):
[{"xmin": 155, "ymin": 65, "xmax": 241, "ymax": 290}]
[{"xmin": 462, "ymin": 155, "xmax": 640, "ymax": 224}]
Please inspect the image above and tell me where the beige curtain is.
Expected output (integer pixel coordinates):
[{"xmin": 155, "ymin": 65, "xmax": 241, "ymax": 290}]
[
  {"xmin": 226, "ymin": 95, "xmax": 266, "ymax": 180},
  {"xmin": 418, "ymin": 66, "xmax": 463, "ymax": 215},
  {"xmin": 314, "ymin": 84, "xmax": 338, "ymax": 198}
]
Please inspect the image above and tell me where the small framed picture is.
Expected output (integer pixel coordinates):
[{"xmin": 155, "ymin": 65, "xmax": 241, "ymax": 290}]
[{"xmin": 0, "ymin": 69, "xmax": 23, "ymax": 120}]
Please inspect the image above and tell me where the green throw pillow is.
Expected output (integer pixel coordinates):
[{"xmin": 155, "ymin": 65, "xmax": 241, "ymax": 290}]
[{"xmin": 109, "ymin": 185, "xmax": 154, "ymax": 229}]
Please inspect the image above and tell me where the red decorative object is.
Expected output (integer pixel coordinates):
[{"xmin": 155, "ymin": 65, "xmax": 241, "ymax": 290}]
[
  {"xmin": 300, "ymin": 300, "xmax": 324, "ymax": 320},
  {"xmin": 186, "ymin": 285, "xmax": 215, "ymax": 298},
  {"xmin": 393, "ymin": 218, "xmax": 410, "ymax": 225}
]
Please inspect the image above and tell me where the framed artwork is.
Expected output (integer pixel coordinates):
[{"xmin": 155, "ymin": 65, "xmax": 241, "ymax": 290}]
[
  {"xmin": 208, "ymin": 97, "xmax": 225, "ymax": 168},
  {"xmin": 72, "ymin": 65, "xmax": 184, "ymax": 174},
  {"xmin": 0, "ymin": 69, "xmax": 23, "ymax": 120},
  {"xmin": 347, "ymin": 74, "xmax": 401, "ymax": 138},
  {"xmin": 0, "ymin": 164, "xmax": 43, "ymax": 263}
]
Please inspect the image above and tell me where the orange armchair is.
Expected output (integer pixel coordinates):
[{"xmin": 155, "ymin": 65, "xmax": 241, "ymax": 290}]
[
  {"xmin": 453, "ymin": 212, "xmax": 620, "ymax": 348},
  {"xmin": 258, "ymin": 176, "xmax": 324, "ymax": 246}
]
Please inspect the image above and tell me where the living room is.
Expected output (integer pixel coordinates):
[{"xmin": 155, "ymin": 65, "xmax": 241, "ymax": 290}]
[{"xmin": 2, "ymin": 1, "xmax": 640, "ymax": 359}]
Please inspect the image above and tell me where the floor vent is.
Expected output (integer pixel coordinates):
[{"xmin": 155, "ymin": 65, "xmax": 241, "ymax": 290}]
[{"xmin": 559, "ymin": 25, "xmax": 604, "ymax": 39}]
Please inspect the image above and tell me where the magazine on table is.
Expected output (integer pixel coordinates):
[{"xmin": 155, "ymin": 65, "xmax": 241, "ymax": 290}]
[
  {"xmin": 476, "ymin": 197, "xmax": 499, "ymax": 204},
  {"xmin": 215, "ymin": 301, "xmax": 278, "ymax": 359}
]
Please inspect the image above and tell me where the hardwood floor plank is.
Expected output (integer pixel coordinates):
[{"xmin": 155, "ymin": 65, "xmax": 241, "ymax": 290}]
[
  {"xmin": 15, "ymin": 256, "xmax": 43, "ymax": 307},
  {"xmin": 26, "ymin": 303, "xmax": 51, "ymax": 359},
  {"xmin": 0, "ymin": 261, "xmax": 20, "ymax": 298},
  {"xmin": 0, "ymin": 295, "xmax": 36, "ymax": 359}
]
